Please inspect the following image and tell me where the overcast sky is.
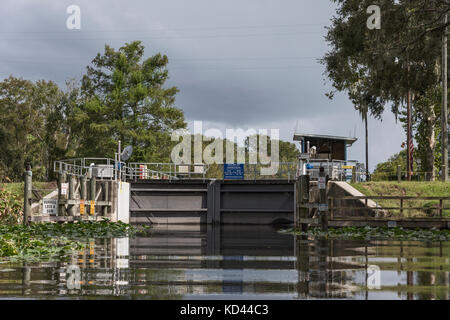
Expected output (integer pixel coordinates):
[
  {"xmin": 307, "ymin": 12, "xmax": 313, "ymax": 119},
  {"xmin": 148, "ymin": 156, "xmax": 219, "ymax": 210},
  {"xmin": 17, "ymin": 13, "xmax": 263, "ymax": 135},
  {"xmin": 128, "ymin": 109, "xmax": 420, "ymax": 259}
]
[{"xmin": 0, "ymin": 0, "xmax": 406, "ymax": 171}]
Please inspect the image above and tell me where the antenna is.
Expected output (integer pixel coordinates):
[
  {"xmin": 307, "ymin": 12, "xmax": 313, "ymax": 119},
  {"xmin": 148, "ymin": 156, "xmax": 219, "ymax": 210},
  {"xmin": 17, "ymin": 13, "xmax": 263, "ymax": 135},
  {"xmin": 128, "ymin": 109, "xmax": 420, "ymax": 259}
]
[{"xmin": 121, "ymin": 145, "xmax": 133, "ymax": 161}]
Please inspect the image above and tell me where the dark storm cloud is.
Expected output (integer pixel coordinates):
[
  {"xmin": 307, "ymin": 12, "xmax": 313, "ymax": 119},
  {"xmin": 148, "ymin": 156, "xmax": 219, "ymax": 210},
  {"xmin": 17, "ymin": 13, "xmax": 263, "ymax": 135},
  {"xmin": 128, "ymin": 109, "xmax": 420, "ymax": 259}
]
[{"xmin": 0, "ymin": 0, "xmax": 406, "ymax": 170}]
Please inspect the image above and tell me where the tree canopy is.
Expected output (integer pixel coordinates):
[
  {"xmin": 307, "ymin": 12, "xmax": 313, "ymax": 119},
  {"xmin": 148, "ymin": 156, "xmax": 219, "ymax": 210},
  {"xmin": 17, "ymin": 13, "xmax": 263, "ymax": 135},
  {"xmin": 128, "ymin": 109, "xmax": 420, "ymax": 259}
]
[{"xmin": 322, "ymin": 0, "xmax": 449, "ymax": 180}]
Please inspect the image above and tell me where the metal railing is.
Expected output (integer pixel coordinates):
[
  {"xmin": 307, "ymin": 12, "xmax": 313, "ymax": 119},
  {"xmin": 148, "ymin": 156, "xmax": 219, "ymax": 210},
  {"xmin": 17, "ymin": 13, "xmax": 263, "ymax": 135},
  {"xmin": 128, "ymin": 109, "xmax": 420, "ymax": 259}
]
[
  {"xmin": 298, "ymin": 158, "xmax": 365, "ymax": 182},
  {"xmin": 54, "ymin": 158, "xmax": 120, "ymax": 179},
  {"xmin": 329, "ymin": 195, "xmax": 450, "ymax": 218},
  {"xmin": 127, "ymin": 162, "xmax": 209, "ymax": 180},
  {"xmin": 53, "ymin": 158, "xmax": 206, "ymax": 181},
  {"xmin": 54, "ymin": 158, "xmax": 364, "ymax": 182}
]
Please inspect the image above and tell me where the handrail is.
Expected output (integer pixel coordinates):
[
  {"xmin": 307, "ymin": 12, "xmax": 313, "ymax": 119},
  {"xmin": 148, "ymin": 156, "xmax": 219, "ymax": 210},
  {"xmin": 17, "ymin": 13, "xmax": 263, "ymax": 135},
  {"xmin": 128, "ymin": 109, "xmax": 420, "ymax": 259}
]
[{"xmin": 328, "ymin": 195, "xmax": 450, "ymax": 218}]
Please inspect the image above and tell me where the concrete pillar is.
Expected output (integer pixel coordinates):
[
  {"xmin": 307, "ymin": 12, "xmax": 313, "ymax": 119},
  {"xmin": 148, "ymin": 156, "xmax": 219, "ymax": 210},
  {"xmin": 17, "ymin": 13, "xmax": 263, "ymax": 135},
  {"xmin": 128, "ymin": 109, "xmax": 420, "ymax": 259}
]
[
  {"xmin": 57, "ymin": 171, "xmax": 67, "ymax": 216},
  {"xmin": 90, "ymin": 177, "xmax": 96, "ymax": 216},
  {"xmin": 103, "ymin": 181, "xmax": 109, "ymax": 216},
  {"xmin": 80, "ymin": 175, "xmax": 87, "ymax": 200},
  {"xmin": 68, "ymin": 174, "xmax": 75, "ymax": 216}
]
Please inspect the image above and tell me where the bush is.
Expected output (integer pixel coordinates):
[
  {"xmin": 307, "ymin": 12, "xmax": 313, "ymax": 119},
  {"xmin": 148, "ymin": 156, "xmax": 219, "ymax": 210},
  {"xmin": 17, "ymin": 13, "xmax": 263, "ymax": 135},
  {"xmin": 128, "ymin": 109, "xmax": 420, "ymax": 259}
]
[{"xmin": 0, "ymin": 188, "xmax": 23, "ymax": 225}]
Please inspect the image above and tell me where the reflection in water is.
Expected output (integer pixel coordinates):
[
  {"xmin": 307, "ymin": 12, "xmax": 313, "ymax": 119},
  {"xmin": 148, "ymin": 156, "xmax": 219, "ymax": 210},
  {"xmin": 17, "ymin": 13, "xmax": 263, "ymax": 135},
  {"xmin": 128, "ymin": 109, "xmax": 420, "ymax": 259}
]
[{"xmin": 0, "ymin": 225, "xmax": 449, "ymax": 299}]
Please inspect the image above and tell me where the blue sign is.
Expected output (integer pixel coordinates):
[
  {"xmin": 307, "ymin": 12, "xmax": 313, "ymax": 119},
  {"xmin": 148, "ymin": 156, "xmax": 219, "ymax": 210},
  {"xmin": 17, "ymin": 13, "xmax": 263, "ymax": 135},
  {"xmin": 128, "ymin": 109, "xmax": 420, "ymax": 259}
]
[{"xmin": 224, "ymin": 163, "xmax": 245, "ymax": 180}]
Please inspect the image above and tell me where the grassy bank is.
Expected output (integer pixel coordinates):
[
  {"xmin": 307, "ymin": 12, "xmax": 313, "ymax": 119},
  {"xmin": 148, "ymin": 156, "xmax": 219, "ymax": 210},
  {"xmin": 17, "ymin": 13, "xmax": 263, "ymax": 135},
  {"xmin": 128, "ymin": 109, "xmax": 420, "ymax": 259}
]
[
  {"xmin": 350, "ymin": 181, "xmax": 450, "ymax": 218},
  {"xmin": 1, "ymin": 181, "xmax": 56, "ymax": 200},
  {"xmin": 0, "ymin": 182, "xmax": 56, "ymax": 224}
]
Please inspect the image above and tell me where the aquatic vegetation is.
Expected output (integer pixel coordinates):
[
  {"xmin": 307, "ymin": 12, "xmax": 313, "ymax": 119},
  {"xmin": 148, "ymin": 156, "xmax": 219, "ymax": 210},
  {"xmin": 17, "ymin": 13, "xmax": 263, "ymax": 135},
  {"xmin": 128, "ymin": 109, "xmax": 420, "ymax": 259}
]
[
  {"xmin": 0, "ymin": 220, "xmax": 150, "ymax": 261},
  {"xmin": 285, "ymin": 226, "xmax": 450, "ymax": 241}
]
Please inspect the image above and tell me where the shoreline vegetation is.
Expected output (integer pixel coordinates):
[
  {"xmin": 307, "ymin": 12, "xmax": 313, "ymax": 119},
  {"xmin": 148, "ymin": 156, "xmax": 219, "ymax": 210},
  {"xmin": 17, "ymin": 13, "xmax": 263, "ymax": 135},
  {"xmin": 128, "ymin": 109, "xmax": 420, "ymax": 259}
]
[
  {"xmin": 283, "ymin": 226, "xmax": 450, "ymax": 241},
  {"xmin": 1, "ymin": 180, "xmax": 449, "ymax": 262},
  {"xmin": 350, "ymin": 181, "xmax": 450, "ymax": 217},
  {"xmin": 1, "ymin": 183, "xmax": 149, "ymax": 262},
  {"xmin": 0, "ymin": 220, "xmax": 149, "ymax": 262}
]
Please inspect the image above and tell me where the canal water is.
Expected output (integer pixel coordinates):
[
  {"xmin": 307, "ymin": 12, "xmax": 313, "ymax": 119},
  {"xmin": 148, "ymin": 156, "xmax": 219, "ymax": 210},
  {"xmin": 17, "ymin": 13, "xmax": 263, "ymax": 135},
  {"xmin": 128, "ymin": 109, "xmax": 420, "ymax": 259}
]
[{"xmin": 0, "ymin": 225, "xmax": 448, "ymax": 299}]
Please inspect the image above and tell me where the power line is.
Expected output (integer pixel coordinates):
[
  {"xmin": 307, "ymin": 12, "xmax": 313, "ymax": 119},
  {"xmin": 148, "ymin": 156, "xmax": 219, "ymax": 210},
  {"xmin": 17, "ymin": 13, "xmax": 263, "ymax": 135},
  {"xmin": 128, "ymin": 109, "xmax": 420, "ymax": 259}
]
[
  {"xmin": 0, "ymin": 30, "xmax": 324, "ymax": 41},
  {"xmin": 0, "ymin": 23, "xmax": 329, "ymax": 34}
]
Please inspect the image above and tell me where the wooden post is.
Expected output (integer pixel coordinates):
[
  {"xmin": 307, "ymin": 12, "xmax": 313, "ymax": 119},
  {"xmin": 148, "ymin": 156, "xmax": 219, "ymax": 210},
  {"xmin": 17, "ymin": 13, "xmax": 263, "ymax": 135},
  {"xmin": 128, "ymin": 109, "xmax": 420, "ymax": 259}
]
[
  {"xmin": 442, "ymin": 165, "xmax": 447, "ymax": 182},
  {"xmin": 439, "ymin": 199, "xmax": 443, "ymax": 218},
  {"xmin": 397, "ymin": 165, "xmax": 402, "ymax": 183},
  {"xmin": 318, "ymin": 167, "xmax": 328, "ymax": 232},
  {"xmin": 351, "ymin": 166, "xmax": 357, "ymax": 183},
  {"xmin": 299, "ymin": 175, "xmax": 310, "ymax": 232},
  {"xmin": 90, "ymin": 177, "xmax": 96, "ymax": 216},
  {"xmin": 68, "ymin": 174, "xmax": 75, "ymax": 216},
  {"xmin": 400, "ymin": 198, "xmax": 404, "ymax": 216},
  {"xmin": 23, "ymin": 165, "xmax": 32, "ymax": 225},
  {"xmin": 329, "ymin": 197, "xmax": 334, "ymax": 220}
]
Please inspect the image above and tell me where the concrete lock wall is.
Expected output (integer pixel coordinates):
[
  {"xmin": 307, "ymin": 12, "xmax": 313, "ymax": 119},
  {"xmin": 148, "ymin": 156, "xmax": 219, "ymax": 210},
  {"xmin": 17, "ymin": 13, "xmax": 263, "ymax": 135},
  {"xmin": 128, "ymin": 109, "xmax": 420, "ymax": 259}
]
[
  {"xmin": 116, "ymin": 181, "xmax": 130, "ymax": 223},
  {"xmin": 129, "ymin": 180, "xmax": 295, "ymax": 225}
]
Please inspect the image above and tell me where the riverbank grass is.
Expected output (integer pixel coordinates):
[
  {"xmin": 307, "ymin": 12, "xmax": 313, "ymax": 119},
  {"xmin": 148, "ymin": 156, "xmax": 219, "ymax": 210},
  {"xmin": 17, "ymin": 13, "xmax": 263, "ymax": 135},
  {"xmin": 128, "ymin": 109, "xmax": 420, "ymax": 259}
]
[{"xmin": 350, "ymin": 181, "xmax": 450, "ymax": 217}]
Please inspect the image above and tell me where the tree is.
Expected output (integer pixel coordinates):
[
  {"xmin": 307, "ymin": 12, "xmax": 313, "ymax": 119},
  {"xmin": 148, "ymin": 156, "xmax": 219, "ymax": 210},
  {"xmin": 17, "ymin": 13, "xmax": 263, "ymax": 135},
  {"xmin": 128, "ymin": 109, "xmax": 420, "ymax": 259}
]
[
  {"xmin": 399, "ymin": 86, "xmax": 442, "ymax": 180},
  {"xmin": 76, "ymin": 41, "xmax": 186, "ymax": 162},
  {"xmin": 0, "ymin": 76, "xmax": 63, "ymax": 181},
  {"xmin": 372, "ymin": 149, "xmax": 418, "ymax": 181},
  {"xmin": 321, "ymin": 0, "xmax": 447, "ymax": 181},
  {"xmin": 355, "ymin": 102, "xmax": 370, "ymax": 180}
]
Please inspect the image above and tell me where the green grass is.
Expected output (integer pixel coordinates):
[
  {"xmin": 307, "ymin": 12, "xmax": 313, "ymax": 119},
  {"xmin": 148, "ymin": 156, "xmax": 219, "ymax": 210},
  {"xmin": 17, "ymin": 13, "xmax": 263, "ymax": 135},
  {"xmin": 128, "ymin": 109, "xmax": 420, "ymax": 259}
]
[
  {"xmin": 0, "ymin": 181, "xmax": 56, "ymax": 200},
  {"xmin": 350, "ymin": 181, "xmax": 450, "ymax": 217},
  {"xmin": 0, "ymin": 182, "xmax": 57, "ymax": 224}
]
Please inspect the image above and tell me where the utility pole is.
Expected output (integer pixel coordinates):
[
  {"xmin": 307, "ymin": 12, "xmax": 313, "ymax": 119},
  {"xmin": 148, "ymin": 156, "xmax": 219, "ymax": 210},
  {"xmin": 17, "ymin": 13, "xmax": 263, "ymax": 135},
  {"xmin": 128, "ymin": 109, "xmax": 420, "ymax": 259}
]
[
  {"xmin": 365, "ymin": 111, "xmax": 369, "ymax": 181},
  {"xmin": 442, "ymin": 12, "xmax": 448, "ymax": 182},
  {"xmin": 407, "ymin": 72, "xmax": 412, "ymax": 182}
]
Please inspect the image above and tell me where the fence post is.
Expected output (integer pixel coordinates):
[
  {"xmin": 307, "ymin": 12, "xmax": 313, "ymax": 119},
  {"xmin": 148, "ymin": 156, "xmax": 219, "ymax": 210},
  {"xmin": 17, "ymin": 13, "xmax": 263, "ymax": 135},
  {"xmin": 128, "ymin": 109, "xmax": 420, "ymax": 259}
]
[
  {"xmin": 297, "ymin": 175, "xmax": 310, "ymax": 232},
  {"xmin": 439, "ymin": 199, "xmax": 443, "ymax": 217},
  {"xmin": 329, "ymin": 197, "xmax": 334, "ymax": 220},
  {"xmin": 351, "ymin": 167, "xmax": 356, "ymax": 183},
  {"xmin": 397, "ymin": 165, "xmax": 402, "ymax": 183},
  {"xmin": 23, "ymin": 164, "xmax": 32, "ymax": 225}
]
